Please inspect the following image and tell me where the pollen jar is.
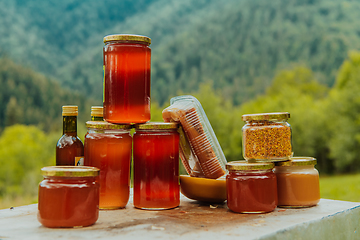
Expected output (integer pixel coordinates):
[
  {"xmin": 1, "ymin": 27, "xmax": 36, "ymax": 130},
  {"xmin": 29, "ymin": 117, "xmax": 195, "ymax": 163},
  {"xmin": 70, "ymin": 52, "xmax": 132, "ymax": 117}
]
[{"xmin": 242, "ymin": 112, "xmax": 293, "ymax": 162}]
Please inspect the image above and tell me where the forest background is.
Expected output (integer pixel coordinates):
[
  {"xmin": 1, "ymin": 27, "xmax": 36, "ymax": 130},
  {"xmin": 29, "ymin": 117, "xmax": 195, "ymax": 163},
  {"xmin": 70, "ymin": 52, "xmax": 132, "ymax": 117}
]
[{"xmin": 1, "ymin": 0, "xmax": 360, "ymax": 208}]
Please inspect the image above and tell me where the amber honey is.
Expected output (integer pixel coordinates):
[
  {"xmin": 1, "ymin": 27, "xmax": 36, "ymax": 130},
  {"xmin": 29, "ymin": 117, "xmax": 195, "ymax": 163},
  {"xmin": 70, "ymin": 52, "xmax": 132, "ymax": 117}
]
[
  {"xmin": 226, "ymin": 161, "xmax": 277, "ymax": 213},
  {"xmin": 103, "ymin": 34, "xmax": 151, "ymax": 124},
  {"xmin": 56, "ymin": 106, "xmax": 84, "ymax": 166},
  {"xmin": 84, "ymin": 121, "xmax": 132, "ymax": 209},
  {"xmin": 275, "ymin": 157, "xmax": 320, "ymax": 208},
  {"xmin": 133, "ymin": 122, "xmax": 180, "ymax": 210},
  {"xmin": 38, "ymin": 166, "xmax": 99, "ymax": 228}
]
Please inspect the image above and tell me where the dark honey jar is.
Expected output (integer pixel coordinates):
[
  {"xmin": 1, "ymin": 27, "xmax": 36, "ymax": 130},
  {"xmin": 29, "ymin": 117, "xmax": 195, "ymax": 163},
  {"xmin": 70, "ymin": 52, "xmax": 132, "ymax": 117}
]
[
  {"xmin": 133, "ymin": 122, "xmax": 180, "ymax": 210},
  {"xmin": 103, "ymin": 34, "xmax": 151, "ymax": 124}
]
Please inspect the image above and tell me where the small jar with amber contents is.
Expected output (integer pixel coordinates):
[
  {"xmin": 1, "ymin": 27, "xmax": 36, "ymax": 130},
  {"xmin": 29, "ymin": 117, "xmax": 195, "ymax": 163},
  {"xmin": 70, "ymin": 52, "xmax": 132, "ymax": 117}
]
[
  {"xmin": 275, "ymin": 157, "xmax": 320, "ymax": 208},
  {"xmin": 226, "ymin": 161, "xmax": 278, "ymax": 213},
  {"xmin": 38, "ymin": 166, "xmax": 100, "ymax": 228},
  {"xmin": 242, "ymin": 112, "xmax": 293, "ymax": 162}
]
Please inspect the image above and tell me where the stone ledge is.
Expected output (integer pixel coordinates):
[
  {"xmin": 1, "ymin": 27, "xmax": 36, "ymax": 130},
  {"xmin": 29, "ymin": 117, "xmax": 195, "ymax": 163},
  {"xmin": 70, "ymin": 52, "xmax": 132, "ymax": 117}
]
[{"xmin": 0, "ymin": 197, "xmax": 359, "ymax": 240}]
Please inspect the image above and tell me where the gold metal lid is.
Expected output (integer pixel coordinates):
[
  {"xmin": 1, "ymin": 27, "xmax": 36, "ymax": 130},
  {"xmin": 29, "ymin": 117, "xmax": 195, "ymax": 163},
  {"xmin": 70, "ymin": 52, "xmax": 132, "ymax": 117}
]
[
  {"xmin": 62, "ymin": 105, "xmax": 78, "ymax": 116},
  {"xmin": 275, "ymin": 157, "xmax": 317, "ymax": 167},
  {"xmin": 226, "ymin": 160, "xmax": 274, "ymax": 171},
  {"xmin": 91, "ymin": 106, "xmax": 103, "ymax": 117},
  {"xmin": 85, "ymin": 121, "xmax": 132, "ymax": 130},
  {"xmin": 41, "ymin": 166, "xmax": 99, "ymax": 177},
  {"xmin": 242, "ymin": 112, "xmax": 290, "ymax": 121},
  {"xmin": 135, "ymin": 122, "xmax": 178, "ymax": 130},
  {"xmin": 103, "ymin": 34, "xmax": 151, "ymax": 45}
]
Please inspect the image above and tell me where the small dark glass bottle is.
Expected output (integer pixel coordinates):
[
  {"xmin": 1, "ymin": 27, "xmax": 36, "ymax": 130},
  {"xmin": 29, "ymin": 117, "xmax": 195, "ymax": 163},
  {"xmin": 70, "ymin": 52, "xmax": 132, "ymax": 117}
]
[{"xmin": 56, "ymin": 106, "xmax": 84, "ymax": 166}]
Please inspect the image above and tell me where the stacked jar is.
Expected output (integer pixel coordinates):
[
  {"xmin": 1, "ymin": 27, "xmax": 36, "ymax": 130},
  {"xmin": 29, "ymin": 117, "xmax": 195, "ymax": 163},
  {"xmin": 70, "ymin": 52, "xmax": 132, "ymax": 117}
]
[
  {"xmin": 85, "ymin": 34, "xmax": 180, "ymax": 211},
  {"xmin": 227, "ymin": 112, "xmax": 320, "ymax": 212},
  {"xmin": 84, "ymin": 121, "xmax": 132, "ymax": 209}
]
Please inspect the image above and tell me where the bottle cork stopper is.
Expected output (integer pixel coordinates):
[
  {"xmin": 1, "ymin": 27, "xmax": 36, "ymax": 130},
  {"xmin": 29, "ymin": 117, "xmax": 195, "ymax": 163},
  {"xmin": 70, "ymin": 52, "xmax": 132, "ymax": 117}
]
[
  {"xmin": 91, "ymin": 106, "xmax": 103, "ymax": 117},
  {"xmin": 62, "ymin": 106, "xmax": 78, "ymax": 116}
]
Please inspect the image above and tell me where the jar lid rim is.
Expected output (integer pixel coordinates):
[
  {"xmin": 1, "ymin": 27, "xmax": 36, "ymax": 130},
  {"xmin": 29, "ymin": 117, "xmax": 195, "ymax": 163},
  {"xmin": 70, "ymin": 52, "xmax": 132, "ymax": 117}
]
[
  {"xmin": 103, "ymin": 34, "xmax": 151, "ymax": 45},
  {"xmin": 41, "ymin": 166, "xmax": 100, "ymax": 177},
  {"xmin": 242, "ymin": 112, "xmax": 290, "ymax": 121},
  {"xmin": 135, "ymin": 122, "xmax": 178, "ymax": 130},
  {"xmin": 86, "ymin": 121, "xmax": 132, "ymax": 130},
  {"xmin": 226, "ymin": 160, "xmax": 274, "ymax": 171},
  {"xmin": 275, "ymin": 157, "xmax": 317, "ymax": 166}
]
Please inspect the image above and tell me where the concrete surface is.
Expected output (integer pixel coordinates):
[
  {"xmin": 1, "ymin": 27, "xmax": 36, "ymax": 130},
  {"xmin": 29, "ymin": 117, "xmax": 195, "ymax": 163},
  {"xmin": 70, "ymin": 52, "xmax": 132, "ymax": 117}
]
[{"xmin": 0, "ymin": 195, "xmax": 359, "ymax": 240}]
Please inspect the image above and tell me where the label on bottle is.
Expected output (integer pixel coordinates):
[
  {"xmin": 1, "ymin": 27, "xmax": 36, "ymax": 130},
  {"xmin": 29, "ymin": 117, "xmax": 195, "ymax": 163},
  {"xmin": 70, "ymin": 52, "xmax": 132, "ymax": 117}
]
[{"xmin": 75, "ymin": 156, "xmax": 84, "ymax": 166}]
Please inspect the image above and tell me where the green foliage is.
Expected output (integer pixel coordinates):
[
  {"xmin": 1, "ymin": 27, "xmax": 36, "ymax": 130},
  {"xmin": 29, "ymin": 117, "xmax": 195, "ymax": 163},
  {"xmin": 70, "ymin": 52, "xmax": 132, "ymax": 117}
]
[
  {"xmin": 0, "ymin": 125, "xmax": 57, "ymax": 200},
  {"xmin": 324, "ymin": 51, "xmax": 360, "ymax": 172},
  {"xmin": 2, "ymin": 0, "xmax": 360, "ymax": 105},
  {"xmin": 0, "ymin": 58, "xmax": 94, "ymax": 133}
]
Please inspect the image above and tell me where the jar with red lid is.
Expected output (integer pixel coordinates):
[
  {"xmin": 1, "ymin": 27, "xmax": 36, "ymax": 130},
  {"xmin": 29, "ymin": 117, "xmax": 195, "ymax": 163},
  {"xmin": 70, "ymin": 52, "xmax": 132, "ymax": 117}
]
[
  {"xmin": 133, "ymin": 122, "xmax": 180, "ymax": 210},
  {"xmin": 38, "ymin": 166, "xmax": 100, "ymax": 228},
  {"xmin": 226, "ymin": 161, "xmax": 277, "ymax": 213},
  {"xmin": 84, "ymin": 121, "xmax": 132, "ymax": 209},
  {"xmin": 103, "ymin": 34, "xmax": 151, "ymax": 124}
]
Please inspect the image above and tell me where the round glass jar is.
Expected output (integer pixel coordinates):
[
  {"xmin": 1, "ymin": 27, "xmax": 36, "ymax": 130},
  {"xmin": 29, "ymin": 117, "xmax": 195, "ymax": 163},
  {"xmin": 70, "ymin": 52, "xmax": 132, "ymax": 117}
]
[
  {"xmin": 242, "ymin": 112, "xmax": 292, "ymax": 162},
  {"xmin": 84, "ymin": 121, "xmax": 132, "ymax": 209},
  {"xmin": 103, "ymin": 34, "xmax": 151, "ymax": 124},
  {"xmin": 38, "ymin": 166, "xmax": 100, "ymax": 228},
  {"xmin": 226, "ymin": 161, "xmax": 277, "ymax": 213},
  {"xmin": 275, "ymin": 157, "xmax": 320, "ymax": 208},
  {"xmin": 133, "ymin": 122, "xmax": 180, "ymax": 210}
]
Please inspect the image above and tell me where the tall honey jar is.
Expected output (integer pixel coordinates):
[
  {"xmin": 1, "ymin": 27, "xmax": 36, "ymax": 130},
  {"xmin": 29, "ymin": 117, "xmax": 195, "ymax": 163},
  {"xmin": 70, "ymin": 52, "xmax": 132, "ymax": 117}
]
[
  {"xmin": 103, "ymin": 34, "xmax": 151, "ymax": 124},
  {"xmin": 133, "ymin": 122, "xmax": 180, "ymax": 210}
]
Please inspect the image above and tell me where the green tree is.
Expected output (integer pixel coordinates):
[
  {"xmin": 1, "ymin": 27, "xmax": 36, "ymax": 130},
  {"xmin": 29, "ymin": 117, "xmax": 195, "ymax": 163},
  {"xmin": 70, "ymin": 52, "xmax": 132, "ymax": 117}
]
[
  {"xmin": 325, "ymin": 51, "xmax": 360, "ymax": 173},
  {"xmin": 0, "ymin": 125, "xmax": 56, "ymax": 200}
]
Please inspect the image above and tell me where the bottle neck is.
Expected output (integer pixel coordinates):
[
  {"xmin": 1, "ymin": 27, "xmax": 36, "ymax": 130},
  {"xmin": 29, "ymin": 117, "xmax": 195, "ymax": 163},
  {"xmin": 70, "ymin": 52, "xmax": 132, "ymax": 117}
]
[
  {"xmin": 63, "ymin": 116, "xmax": 77, "ymax": 135},
  {"xmin": 91, "ymin": 116, "xmax": 104, "ymax": 121}
]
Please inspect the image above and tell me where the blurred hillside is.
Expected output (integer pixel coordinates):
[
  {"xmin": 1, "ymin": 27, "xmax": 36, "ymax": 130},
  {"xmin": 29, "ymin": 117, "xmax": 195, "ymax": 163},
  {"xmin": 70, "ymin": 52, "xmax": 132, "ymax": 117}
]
[
  {"xmin": 2, "ymin": 0, "xmax": 360, "ymax": 208},
  {"xmin": 1, "ymin": 0, "xmax": 360, "ymax": 104}
]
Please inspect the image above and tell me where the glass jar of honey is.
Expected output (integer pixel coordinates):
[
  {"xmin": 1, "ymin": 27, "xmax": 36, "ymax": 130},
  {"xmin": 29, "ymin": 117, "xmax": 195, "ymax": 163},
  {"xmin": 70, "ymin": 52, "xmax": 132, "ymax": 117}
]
[
  {"xmin": 38, "ymin": 166, "xmax": 100, "ymax": 228},
  {"xmin": 133, "ymin": 122, "xmax": 180, "ymax": 210},
  {"xmin": 226, "ymin": 161, "xmax": 277, "ymax": 213},
  {"xmin": 275, "ymin": 157, "xmax": 320, "ymax": 208},
  {"xmin": 103, "ymin": 34, "xmax": 151, "ymax": 124},
  {"xmin": 84, "ymin": 121, "xmax": 132, "ymax": 209},
  {"xmin": 242, "ymin": 112, "xmax": 293, "ymax": 162}
]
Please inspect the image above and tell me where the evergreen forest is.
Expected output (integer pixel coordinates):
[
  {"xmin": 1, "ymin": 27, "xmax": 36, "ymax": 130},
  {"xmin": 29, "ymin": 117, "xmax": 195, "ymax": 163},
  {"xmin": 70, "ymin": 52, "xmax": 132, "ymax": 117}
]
[{"xmin": 1, "ymin": 0, "xmax": 360, "ymax": 207}]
